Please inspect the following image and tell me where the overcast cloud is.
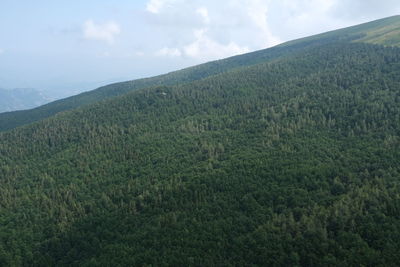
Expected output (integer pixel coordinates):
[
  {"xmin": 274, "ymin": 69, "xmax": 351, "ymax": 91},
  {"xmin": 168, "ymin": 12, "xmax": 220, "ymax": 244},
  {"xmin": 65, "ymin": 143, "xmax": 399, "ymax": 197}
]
[
  {"xmin": 83, "ymin": 20, "xmax": 121, "ymax": 45},
  {"xmin": 141, "ymin": 0, "xmax": 400, "ymax": 61},
  {"xmin": 0, "ymin": 0, "xmax": 399, "ymax": 97}
]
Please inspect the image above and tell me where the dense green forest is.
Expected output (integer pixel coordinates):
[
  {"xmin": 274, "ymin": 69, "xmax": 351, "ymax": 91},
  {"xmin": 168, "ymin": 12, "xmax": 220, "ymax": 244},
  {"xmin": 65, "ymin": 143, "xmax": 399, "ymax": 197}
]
[{"xmin": 1, "ymin": 17, "xmax": 400, "ymax": 266}]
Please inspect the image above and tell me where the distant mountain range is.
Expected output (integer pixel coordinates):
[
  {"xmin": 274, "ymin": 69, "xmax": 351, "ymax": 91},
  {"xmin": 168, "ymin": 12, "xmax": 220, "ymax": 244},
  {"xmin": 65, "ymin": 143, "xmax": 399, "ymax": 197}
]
[{"xmin": 0, "ymin": 88, "xmax": 49, "ymax": 113}]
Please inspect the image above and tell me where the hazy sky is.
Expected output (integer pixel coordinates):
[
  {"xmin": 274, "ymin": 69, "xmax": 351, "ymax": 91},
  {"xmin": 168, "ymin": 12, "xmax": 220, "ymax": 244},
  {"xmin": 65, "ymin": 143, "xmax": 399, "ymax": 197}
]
[{"xmin": 0, "ymin": 0, "xmax": 399, "ymax": 96}]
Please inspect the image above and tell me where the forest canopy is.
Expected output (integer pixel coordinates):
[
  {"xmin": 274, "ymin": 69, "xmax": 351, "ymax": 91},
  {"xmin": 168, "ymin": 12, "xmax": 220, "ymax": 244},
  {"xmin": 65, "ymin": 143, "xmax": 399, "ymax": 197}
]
[{"xmin": 1, "ymin": 16, "xmax": 400, "ymax": 266}]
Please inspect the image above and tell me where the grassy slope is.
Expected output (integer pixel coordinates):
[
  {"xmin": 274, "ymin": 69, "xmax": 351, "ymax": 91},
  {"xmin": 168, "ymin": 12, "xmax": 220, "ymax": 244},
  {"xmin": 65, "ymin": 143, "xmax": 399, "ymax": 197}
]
[{"xmin": 281, "ymin": 15, "xmax": 400, "ymax": 48}]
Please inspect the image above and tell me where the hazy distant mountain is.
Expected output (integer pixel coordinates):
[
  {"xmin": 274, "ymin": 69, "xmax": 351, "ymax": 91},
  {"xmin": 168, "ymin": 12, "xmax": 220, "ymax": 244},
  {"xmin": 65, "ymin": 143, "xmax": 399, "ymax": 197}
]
[{"xmin": 0, "ymin": 88, "xmax": 49, "ymax": 113}]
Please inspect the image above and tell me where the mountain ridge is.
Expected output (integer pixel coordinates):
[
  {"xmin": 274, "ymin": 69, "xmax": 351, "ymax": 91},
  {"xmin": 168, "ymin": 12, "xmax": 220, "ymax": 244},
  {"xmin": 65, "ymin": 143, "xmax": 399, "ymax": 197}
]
[
  {"xmin": 1, "ymin": 15, "xmax": 399, "ymax": 132},
  {"xmin": 280, "ymin": 15, "xmax": 400, "ymax": 48}
]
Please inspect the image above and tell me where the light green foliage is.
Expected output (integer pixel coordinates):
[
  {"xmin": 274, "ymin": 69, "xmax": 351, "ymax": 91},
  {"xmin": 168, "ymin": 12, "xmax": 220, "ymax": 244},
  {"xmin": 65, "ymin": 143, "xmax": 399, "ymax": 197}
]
[{"xmin": 281, "ymin": 15, "xmax": 400, "ymax": 48}]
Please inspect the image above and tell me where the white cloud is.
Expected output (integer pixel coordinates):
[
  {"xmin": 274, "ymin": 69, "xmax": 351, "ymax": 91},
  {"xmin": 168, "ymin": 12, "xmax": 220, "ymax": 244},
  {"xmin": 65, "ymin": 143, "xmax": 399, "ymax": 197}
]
[
  {"xmin": 83, "ymin": 20, "xmax": 121, "ymax": 44},
  {"xmin": 154, "ymin": 29, "xmax": 249, "ymax": 61},
  {"xmin": 145, "ymin": 0, "xmax": 399, "ymax": 64},
  {"xmin": 196, "ymin": 7, "xmax": 210, "ymax": 24},
  {"xmin": 183, "ymin": 28, "xmax": 249, "ymax": 60},
  {"xmin": 146, "ymin": 0, "xmax": 164, "ymax": 13},
  {"xmin": 245, "ymin": 0, "xmax": 281, "ymax": 47},
  {"xmin": 146, "ymin": 0, "xmax": 281, "ymax": 60},
  {"xmin": 155, "ymin": 47, "xmax": 182, "ymax": 57},
  {"xmin": 268, "ymin": 0, "xmax": 345, "ymax": 41},
  {"xmin": 146, "ymin": 0, "xmax": 181, "ymax": 14}
]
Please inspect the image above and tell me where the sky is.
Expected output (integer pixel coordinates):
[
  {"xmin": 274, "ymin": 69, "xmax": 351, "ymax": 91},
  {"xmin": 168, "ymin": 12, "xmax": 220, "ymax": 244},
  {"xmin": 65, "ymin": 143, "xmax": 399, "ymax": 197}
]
[{"xmin": 0, "ymin": 0, "xmax": 399, "ymax": 98}]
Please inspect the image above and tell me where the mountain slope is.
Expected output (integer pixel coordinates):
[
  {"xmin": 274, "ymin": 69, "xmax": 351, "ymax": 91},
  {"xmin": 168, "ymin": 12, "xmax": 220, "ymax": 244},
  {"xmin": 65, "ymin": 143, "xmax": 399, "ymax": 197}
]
[
  {"xmin": 1, "ymin": 15, "xmax": 399, "ymax": 132},
  {"xmin": 1, "ymin": 40, "xmax": 400, "ymax": 266}
]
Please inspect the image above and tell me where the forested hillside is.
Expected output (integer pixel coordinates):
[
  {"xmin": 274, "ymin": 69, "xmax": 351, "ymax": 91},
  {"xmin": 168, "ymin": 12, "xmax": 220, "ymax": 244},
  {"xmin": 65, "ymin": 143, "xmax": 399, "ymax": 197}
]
[
  {"xmin": 1, "ymin": 40, "xmax": 400, "ymax": 266},
  {"xmin": 1, "ymin": 15, "xmax": 399, "ymax": 132}
]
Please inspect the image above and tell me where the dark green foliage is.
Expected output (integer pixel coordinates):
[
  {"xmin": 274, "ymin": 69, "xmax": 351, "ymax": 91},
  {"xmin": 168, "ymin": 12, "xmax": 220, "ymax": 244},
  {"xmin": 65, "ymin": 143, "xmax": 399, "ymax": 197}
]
[{"xmin": 0, "ymin": 41, "xmax": 400, "ymax": 266}]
